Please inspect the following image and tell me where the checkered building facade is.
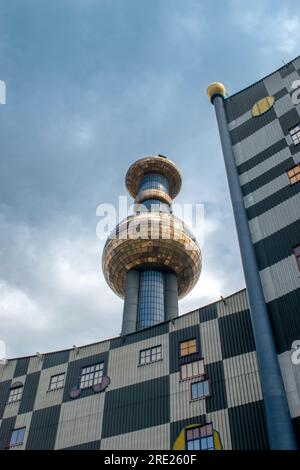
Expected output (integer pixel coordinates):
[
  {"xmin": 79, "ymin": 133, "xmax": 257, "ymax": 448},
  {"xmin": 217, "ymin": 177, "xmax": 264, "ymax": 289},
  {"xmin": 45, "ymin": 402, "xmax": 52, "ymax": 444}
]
[
  {"xmin": 1, "ymin": 57, "xmax": 300, "ymax": 450},
  {"xmin": 223, "ymin": 56, "xmax": 300, "ymax": 439},
  {"xmin": 0, "ymin": 289, "xmax": 269, "ymax": 450}
]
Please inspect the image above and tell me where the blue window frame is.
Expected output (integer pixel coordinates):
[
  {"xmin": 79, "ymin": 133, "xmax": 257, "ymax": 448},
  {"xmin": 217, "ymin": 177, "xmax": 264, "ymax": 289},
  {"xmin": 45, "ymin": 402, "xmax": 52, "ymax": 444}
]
[
  {"xmin": 191, "ymin": 379, "xmax": 210, "ymax": 400},
  {"xmin": 186, "ymin": 424, "xmax": 214, "ymax": 450},
  {"xmin": 9, "ymin": 427, "xmax": 26, "ymax": 448}
]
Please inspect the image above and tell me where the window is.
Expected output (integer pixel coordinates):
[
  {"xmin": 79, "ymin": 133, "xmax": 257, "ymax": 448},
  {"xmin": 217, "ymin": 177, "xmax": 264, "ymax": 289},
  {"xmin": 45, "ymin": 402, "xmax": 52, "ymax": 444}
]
[
  {"xmin": 79, "ymin": 363, "xmax": 104, "ymax": 389},
  {"xmin": 7, "ymin": 384, "xmax": 23, "ymax": 404},
  {"xmin": 139, "ymin": 345, "xmax": 162, "ymax": 365},
  {"xmin": 290, "ymin": 124, "xmax": 300, "ymax": 145},
  {"xmin": 191, "ymin": 379, "xmax": 210, "ymax": 400},
  {"xmin": 287, "ymin": 164, "xmax": 300, "ymax": 185},
  {"xmin": 186, "ymin": 424, "xmax": 214, "ymax": 450},
  {"xmin": 294, "ymin": 245, "xmax": 300, "ymax": 271},
  {"xmin": 49, "ymin": 373, "xmax": 65, "ymax": 391},
  {"xmin": 251, "ymin": 96, "xmax": 275, "ymax": 117},
  {"xmin": 180, "ymin": 359, "xmax": 205, "ymax": 380},
  {"xmin": 180, "ymin": 339, "xmax": 197, "ymax": 357},
  {"xmin": 8, "ymin": 427, "xmax": 26, "ymax": 448}
]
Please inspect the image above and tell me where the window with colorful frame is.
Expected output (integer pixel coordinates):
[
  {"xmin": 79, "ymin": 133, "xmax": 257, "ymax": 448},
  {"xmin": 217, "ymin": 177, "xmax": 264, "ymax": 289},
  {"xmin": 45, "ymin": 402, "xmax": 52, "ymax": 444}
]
[
  {"xmin": 186, "ymin": 424, "xmax": 214, "ymax": 450},
  {"xmin": 287, "ymin": 164, "xmax": 300, "ymax": 185},
  {"xmin": 8, "ymin": 427, "xmax": 26, "ymax": 448},
  {"xmin": 180, "ymin": 359, "xmax": 205, "ymax": 380},
  {"xmin": 293, "ymin": 245, "xmax": 300, "ymax": 271},
  {"xmin": 191, "ymin": 379, "xmax": 210, "ymax": 400},
  {"xmin": 180, "ymin": 338, "xmax": 197, "ymax": 357},
  {"xmin": 79, "ymin": 363, "xmax": 104, "ymax": 389},
  {"xmin": 139, "ymin": 345, "xmax": 162, "ymax": 365}
]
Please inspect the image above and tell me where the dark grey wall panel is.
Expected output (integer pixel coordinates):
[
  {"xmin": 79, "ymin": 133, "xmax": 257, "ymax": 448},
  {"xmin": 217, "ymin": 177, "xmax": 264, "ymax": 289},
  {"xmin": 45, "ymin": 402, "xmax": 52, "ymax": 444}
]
[
  {"xmin": 199, "ymin": 303, "xmax": 218, "ymax": 323},
  {"xmin": 18, "ymin": 372, "xmax": 40, "ymax": 414},
  {"xmin": 228, "ymin": 401, "xmax": 268, "ymax": 449},
  {"xmin": 101, "ymin": 376, "xmax": 169, "ymax": 438},
  {"xmin": 62, "ymin": 351, "xmax": 109, "ymax": 403},
  {"xmin": 0, "ymin": 416, "xmax": 16, "ymax": 450},
  {"xmin": 0, "ymin": 379, "xmax": 11, "ymax": 418},
  {"xmin": 14, "ymin": 357, "xmax": 30, "ymax": 378},
  {"xmin": 206, "ymin": 361, "xmax": 228, "ymax": 413},
  {"xmin": 169, "ymin": 325, "xmax": 202, "ymax": 374},
  {"xmin": 292, "ymin": 416, "xmax": 300, "ymax": 447},
  {"xmin": 42, "ymin": 349, "xmax": 70, "ymax": 370},
  {"xmin": 63, "ymin": 440, "xmax": 101, "ymax": 450},
  {"xmin": 170, "ymin": 414, "xmax": 206, "ymax": 449},
  {"xmin": 268, "ymin": 289, "xmax": 300, "ymax": 354},
  {"xmin": 254, "ymin": 219, "xmax": 300, "ymax": 270},
  {"xmin": 110, "ymin": 321, "xmax": 169, "ymax": 350},
  {"xmin": 279, "ymin": 108, "xmax": 300, "ymax": 134},
  {"xmin": 219, "ymin": 310, "xmax": 255, "ymax": 359},
  {"xmin": 280, "ymin": 63, "xmax": 296, "ymax": 78},
  {"xmin": 26, "ymin": 405, "xmax": 61, "ymax": 450}
]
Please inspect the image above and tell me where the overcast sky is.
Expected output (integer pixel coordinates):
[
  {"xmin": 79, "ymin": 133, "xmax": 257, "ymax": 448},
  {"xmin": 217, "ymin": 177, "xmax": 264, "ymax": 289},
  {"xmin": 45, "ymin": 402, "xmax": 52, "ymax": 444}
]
[{"xmin": 0, "ymin": 0, "xmax": 299, "ymax": 358}]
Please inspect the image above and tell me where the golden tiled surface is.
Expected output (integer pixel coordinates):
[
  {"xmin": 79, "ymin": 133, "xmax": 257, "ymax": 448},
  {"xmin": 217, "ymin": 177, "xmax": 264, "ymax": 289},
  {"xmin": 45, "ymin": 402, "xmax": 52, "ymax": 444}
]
[
  {"xmin": 125, "ymin": 156, "xmax": 182, "ymax": 199},
  {"xmin": 134, "ymin": 188, "xmax": 172, "ymax": 206},
  {"xmin": 102, "ymin": 213, "xmax": 201, "ymax": 299}
]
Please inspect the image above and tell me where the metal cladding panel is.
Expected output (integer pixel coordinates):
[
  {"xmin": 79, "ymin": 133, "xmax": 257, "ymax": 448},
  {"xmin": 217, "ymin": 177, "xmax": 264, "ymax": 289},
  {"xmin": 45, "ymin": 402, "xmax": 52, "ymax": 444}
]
[
  {"xmin": 33, "ymin": 362, "xmax": 68, "ymax": 411},
  {"xmin": 0, "ymin": 380, "xmax": 11, "ymax": 418},
  {"xmin": 225, "ymin": 80, "xmax": 268, "ymax": 122},
  {"xmin": 200, "ymin": 318, "xmax": 222, "ymax": 364},
  {"xmin": 206, "ymin": 361, "xmax": 228, "ymax": 413},
  {"xmin": 27, "ymin": 356, "xmax": 43, "ymax": 375},
  {"xmin": 18, "ymin": 372, "xmax": 40, "ymax": 414},
  {"xmin": 101, "ymin": 376, "xmax": 170, "ymax": 438},
  {"xmin": 42, "ymin": 349, "xmax": 70, "ymax": 369},
  {"xmin": 169, "ymin": 371, "xmax": 206, "ymax": 423},
  {"xmin": 63, "ymin": 440, "xmax": 101, "ymax": 450},
  {"xmin": 243, "ymin": 171, "xmax": 292, "ymax": 208},
  {"xmin": 69, "ymin": 340, "xmax": 110, "ymax": 362},
  {"xmin": 260, "ymin": 256, "xmax": 299, "ymax": 303},
  {"xmin": 55, "ymin": 394, "xmax": 105, "ymax": 449},
  {"xmin": 13, "ymin": 357, "xmax": 30, "ymax": 378},
  {"xmin": 169, "ymin": 309, "xmax": 201, "ymax": 331},
  {"xmin": 0, "ymin": 360, "xmax": 16, "ymax": 383},
  {"xmin": 254, "ymin": 219, "xmax": 300, "ymax": 271},
  {"xmin": 62, "ymin": 351, "xmax": 109, "ymax": 403},
  {"xmin": 101, "ymin": 424, "xmax": 170, "ymax": 450},
  {"xmin": 218, "ymin": 310, "xmax": 255, "ymax": 359},
  {"xmin": 237, "ymin": 138, "xmax": 287, "ymax": 175},
  {"xmin": 0, "ymin": 416, "xmax": 16, "ymax": 449},
  {"xmin": 206, "ymin": 409, "xmax": 232, "ymax": 450},
  {"xmin": 110, "ymin": 321, "xmax": 169, "ymax": 350},
  {"xmin": 216, "ymin": 289, "xmax": 248, "ymax": 317},
  {"xmin": 198, "ymin": 303, "xmax": 218, "ymax": 323},
  {"xmin": 107, "ymin": 333, "xmax": 169, "ymax": 391},
  {"xmin": 26, "ymin": 405, "xmax": 61, "ymax": 450},
  {"xmin": 223, "ymin": 351, "xmax": 263, "ymax": 408},
  {"xmin": 267, "ymin": 290, "xmax": 300, "ymax": 354},
  {"xmin": 228, "ymin": 401, "xmax": 268, "ymax": 449}
]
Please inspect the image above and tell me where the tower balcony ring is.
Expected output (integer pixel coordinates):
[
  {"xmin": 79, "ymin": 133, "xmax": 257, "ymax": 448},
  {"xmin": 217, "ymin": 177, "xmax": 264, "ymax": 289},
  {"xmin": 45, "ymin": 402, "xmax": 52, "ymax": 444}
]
[
  {"xmin": 102, "ymin": 213, "xmax": 201, "ymax": 299},
  {"xmin": 134, "ymin": 189, "xmax": 172, "ymax": 206},
  {"xmin": 125, "ymin": 156, "xmax": 182, "ymax": 199}
]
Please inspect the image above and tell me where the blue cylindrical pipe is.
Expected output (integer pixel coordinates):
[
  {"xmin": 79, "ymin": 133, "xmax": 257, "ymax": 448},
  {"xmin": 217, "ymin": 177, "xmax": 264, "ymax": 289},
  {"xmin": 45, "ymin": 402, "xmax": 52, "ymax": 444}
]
[{"xmin": 211, "ymin": 94, "xmax": 297, "ymax": 450}]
